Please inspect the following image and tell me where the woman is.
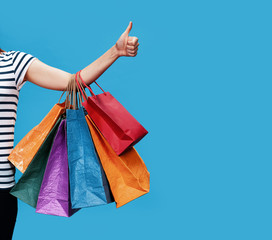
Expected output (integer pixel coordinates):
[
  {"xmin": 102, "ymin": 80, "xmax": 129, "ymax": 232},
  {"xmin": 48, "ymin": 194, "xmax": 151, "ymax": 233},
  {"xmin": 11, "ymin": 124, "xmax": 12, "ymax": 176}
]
[{"xmin": 0, "ymin": 21, "xmax": 139, "ymax": 239}]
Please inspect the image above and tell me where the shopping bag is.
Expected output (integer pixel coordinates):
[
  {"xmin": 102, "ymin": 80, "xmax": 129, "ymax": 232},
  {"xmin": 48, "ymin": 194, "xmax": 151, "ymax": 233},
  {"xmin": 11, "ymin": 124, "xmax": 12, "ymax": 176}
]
[
  {"xmin": 75, "ymin": 70, "xmax": 148, "ymax": 155},
  {"xmin": 66, "ymin": 78, "xmax": 114, "ymax": 209},
  {"xmin": 10, "ymin": 116, "xmax": 62, "ymax": 208},
  {"xmin": 83, "ymin": 108, "xmax": 114, "ymax": 204},
  {"xmin": 8, "ymin": 102, "xmax": 66, "ymax": 173},
  {"xmin": 36, "ymin": 118, "xmax": 80, "ymax": 217},
  {"xmin": 85, "ymin": 113, "xmax": 150, "ymax": 208}
]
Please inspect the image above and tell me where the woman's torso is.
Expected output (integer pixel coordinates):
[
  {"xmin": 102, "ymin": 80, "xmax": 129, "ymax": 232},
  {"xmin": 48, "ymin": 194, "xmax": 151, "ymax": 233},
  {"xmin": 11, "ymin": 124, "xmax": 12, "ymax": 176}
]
[{"xmin": 0, "ymin": 51, "xmax": 20, "ymax": 189}]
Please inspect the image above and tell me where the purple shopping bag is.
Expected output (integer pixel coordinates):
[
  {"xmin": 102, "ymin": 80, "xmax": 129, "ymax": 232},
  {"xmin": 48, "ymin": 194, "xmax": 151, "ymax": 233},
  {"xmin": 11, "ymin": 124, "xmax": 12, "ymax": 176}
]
[{"xmin": 36, "ymin": 117, "xmax": 80, "ymax": 217}]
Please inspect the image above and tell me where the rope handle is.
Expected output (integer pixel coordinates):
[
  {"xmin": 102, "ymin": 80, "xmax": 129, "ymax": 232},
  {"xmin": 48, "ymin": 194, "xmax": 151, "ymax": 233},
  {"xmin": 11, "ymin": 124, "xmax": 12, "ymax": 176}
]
[
  {"xmin": 77, "ymin": 70, "xmax": 106, "ymax": 96},
  {"xmin": 75, "ymin": 72, "xmax": 89, "ymax": 101},
  {"xmin": 59, "ymin": 70, "xmax": 105, "ymax": 109},
  {"xmin": 58, "ymin": 73, "xmax": 82, "ymax": 110},
  {"xmin": 74, "ymin": 72, "xmax": 87, "ymax": 106}
]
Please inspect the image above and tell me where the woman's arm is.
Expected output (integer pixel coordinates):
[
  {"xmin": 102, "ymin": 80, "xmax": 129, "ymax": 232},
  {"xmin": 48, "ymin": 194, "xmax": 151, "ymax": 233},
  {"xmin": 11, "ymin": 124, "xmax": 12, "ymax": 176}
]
[
  {"xmin": 25, "ymin": 45, "xmax": 120, "ymax": 91},
  {"xmin": 25, "ymin": 21, "xmax": 139, "ymax": 91}
]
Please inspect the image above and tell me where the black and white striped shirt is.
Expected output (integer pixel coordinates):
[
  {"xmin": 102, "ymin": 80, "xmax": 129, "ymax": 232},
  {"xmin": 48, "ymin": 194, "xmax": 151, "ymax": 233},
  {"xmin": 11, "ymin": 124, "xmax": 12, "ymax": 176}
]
[{"xmin": 0, "ymin": 50, "xmax": 37, "ymax": 189}]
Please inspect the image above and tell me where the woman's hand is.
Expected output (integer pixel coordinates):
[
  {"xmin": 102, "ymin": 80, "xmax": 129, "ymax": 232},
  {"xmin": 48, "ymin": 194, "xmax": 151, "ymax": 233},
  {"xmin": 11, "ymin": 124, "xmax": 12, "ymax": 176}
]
[{"xmin": 115, "ymin": 21, "xmax": 139, "ymax": 57}]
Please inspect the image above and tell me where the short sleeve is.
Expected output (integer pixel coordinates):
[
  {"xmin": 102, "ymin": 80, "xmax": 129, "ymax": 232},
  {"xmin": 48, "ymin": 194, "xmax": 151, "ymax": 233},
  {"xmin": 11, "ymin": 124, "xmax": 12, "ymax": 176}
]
[{"xmin": 12, "ymin": 51, "xmax": 38, "ymax": 91}]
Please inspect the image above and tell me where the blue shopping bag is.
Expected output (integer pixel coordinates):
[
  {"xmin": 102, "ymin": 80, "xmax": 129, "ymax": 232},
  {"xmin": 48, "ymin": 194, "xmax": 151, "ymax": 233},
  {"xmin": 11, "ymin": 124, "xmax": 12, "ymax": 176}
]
[{"xmin": 66, "ymin": 106, "xmax": 114, "ymax": 209}]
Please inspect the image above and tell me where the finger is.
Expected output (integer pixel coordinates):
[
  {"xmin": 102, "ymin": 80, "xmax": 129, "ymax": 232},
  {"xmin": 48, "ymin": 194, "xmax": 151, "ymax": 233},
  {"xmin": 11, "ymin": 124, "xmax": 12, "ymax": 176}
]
[
  {"xmin": 127, "ymin": 43, "xmax": 140, "ymax": 50},
  {"xmin": 127, "ymin": 43, "xmax": 139, "ymax": 50},
  {"xmin": 127, "ymin": 45, "xmax": 138, "ymax": 51},
  {"xmin": 127, "ymin": 47, "xmax": 138, "ymax": 54},
  {"xmin": 127, "ymin": 52, "xmax": 137, "ymax": 57},
  {"xmin": 124, "ymin": 21, "xmax": 133, "ymax": 35},
  {"xmin": 127, "ymin": 37, "xmax": 138, "ymax": 45}
]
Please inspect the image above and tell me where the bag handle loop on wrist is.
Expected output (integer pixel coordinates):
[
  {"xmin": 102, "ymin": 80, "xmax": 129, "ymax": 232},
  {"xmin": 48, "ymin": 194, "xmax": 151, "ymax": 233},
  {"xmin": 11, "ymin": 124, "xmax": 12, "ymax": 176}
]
[
  {"xmin": 75, "ymin": 71, "xmax": 93, "ymax": 101},
  {"xmin": 77, "ymin": 70, "xmax": 106, "ymax": 96}
]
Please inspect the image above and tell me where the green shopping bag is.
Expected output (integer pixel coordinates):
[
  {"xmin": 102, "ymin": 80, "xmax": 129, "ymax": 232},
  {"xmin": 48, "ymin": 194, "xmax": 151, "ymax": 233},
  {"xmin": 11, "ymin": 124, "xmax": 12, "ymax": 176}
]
[{"xmin": 10, "ymin": 116, "xmax": 62, "ymax": 208}]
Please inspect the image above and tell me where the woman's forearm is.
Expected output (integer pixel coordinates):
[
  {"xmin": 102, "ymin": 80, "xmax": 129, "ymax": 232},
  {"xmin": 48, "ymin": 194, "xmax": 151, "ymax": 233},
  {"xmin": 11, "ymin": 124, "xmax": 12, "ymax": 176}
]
[{"xmin": 80, "ymin": 45, "xmax": 120, "ymax": 85}]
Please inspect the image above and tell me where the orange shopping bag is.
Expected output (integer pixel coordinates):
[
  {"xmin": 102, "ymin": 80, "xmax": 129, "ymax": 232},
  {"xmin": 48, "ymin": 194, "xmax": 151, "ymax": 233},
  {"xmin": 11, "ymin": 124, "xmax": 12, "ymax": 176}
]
[
  {"xmin": 85, "ymin": 114, "xmax": 150, "ymax": 208},
  {"xmin": 8, "ymin": 102, "xmax": 66, "ymax": 173}
]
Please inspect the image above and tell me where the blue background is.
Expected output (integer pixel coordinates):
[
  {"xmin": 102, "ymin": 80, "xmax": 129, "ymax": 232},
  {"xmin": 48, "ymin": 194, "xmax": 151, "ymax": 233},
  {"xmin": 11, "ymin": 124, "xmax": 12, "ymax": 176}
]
[{"xmin": 1, "ymin": 0, "xmax": 272, "ymax": 239}]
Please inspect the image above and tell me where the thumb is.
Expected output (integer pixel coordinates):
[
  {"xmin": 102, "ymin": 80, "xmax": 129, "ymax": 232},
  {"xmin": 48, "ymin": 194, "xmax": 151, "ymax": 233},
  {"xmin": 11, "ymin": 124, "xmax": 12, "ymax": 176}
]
[{"xmin": 123, "ymin": 21, "xmax": 132, "ymax": 35}]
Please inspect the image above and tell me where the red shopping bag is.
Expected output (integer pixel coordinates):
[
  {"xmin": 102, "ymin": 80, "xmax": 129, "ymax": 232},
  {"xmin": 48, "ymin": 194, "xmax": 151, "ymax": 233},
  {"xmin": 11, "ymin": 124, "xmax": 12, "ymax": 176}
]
[{"xmin": 75, "ymin": 70, "xmax": 148, "ymax": 155}]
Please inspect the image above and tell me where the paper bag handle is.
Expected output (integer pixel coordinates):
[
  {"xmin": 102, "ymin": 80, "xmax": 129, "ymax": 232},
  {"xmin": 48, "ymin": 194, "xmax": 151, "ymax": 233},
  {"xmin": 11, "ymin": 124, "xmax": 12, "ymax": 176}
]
[{"xmin": 77, "ymin": 70, "xmax": 106, "ymax": 96}]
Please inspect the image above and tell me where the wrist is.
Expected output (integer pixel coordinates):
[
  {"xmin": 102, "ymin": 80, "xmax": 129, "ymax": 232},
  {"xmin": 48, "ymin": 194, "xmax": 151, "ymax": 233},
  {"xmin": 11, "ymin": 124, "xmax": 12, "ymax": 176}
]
[{"xmin": 111, "ymin": 44, "xmax": 121, "ymax": 59}]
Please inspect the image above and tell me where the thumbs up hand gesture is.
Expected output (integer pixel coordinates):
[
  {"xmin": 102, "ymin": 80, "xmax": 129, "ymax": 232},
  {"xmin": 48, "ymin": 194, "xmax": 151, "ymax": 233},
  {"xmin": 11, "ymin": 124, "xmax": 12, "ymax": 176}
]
[{"xmin": 115, "ymin": 21, "xmax": 139, "ymax": 57}]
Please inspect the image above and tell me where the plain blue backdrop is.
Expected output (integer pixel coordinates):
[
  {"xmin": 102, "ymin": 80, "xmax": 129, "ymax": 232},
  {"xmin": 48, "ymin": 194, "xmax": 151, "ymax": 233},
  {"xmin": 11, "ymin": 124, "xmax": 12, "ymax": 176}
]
[{"xmin": 1, "ymin": 0, "xmax": 272, "ymax": 239}]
